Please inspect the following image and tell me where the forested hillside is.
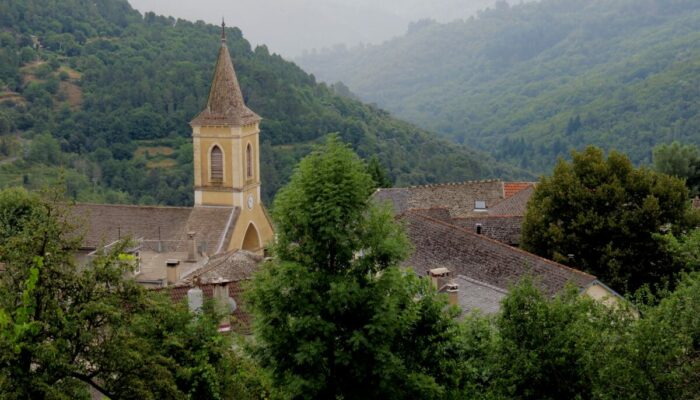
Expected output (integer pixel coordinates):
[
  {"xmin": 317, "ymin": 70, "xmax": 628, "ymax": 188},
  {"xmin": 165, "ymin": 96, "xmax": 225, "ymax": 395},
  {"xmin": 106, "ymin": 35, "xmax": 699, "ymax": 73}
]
[
  {"xmin": 297, "ymin": 0, "xmax": 700, "ymax": 172},
  {"xmin": 0, "ymin": 0, "xmax": 522, "ymax": 205}
]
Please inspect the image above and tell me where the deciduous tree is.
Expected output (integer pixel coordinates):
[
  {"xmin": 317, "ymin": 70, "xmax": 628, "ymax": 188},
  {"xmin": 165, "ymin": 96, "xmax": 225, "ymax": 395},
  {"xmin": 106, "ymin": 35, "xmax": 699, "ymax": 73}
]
[
  {"xmin": 522, "ymin": 146, "xmax": 697, "ymax": 293},
  {"xmin": 247, "ymin": 136, "xmax": 471, "ymax": 399}
]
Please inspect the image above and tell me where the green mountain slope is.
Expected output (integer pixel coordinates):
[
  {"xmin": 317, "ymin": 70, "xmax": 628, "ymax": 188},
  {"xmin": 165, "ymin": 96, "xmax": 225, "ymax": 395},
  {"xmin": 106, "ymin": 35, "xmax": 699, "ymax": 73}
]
[
  {"xmin": 297, "ymin": 0, "xmax": 700, "ymax": 172},
  {"xmin": 0, "ymin": 0, "xmax": 524, "ymax": 206}
]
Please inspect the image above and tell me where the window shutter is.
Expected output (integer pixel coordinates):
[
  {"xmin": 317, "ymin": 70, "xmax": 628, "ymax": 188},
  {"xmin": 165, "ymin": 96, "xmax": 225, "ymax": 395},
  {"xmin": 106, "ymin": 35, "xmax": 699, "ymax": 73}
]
[{"xmin": 211, "ymin": 146, "xmax": 223, "ymax": 182}]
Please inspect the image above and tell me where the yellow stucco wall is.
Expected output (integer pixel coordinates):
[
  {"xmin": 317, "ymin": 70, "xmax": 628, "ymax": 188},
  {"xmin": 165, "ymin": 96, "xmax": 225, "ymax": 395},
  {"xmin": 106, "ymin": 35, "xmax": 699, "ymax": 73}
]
[
  {"xmin": 584, "ymin": 283, "xmax": 623, "ymax": 309},
  {"xmin": 227, "ymin": 198, "xmax": 275, "ymax": 254},
  {"xmin": 191, "ymin": 121, "xmax": 273, "ymax": 253},
  {"xmin": 192, "ymin": 123, "xmax": 261, "ymax": 207}
]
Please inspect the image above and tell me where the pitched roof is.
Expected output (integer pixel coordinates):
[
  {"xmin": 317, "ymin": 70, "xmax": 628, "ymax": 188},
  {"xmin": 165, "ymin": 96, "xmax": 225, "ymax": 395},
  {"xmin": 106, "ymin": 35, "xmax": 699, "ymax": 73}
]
[
  {"xmin": 373, "ymin": 180, "xmax": 505, "ymax": 217},
  {"xmin": 504, "ymin": 182, "xmax": 535, "ymax": 199},
  {"xmin": 190, "ymin": 30, "xmax": 260, "ymax": 127},
  {"xmin": 70, "ymin": 204, "xmax": 239, "ymax": 255},
  {"xmin": 449, "ymin": 215, "xmax": 524, "ymax": 246},
  {"xmin": 488, "ymin": 186, "xmax": 533, "ymax": 216},
  {"xmin": 183, "ymin": 250, "xmax": 262, "ymax": 284},
  {"xmin": 400, "ymin": 211, "xmax": 597, "ymax": 296},
  {"xmin": 454, "ymin": 275, "xmax": 508, "ymax": 315},
  {"xmin": 408, "ymin": 208, "xmax": 523, "ymax": 246}
]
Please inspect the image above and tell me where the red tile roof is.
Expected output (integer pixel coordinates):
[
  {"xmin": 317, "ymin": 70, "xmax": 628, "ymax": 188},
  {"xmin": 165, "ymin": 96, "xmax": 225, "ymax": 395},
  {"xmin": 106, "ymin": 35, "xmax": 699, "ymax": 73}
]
[
  {"xmin": 504, "ymin": 182, "xmax": 536, "ymax": 199},
  {"xmin": 489, "ymin": 186, "xmax": 534, "ymax": 217}
]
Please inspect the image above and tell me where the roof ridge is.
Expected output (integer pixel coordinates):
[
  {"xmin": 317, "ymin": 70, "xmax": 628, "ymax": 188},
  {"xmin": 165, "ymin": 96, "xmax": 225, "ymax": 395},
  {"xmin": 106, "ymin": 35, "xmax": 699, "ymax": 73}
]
[
  {"xmin": 405, "ymin": 206, "xmax": 450, "ymax": 212},
  {"xmin": 183, "ymin": 250, "xmax": 240, "ymax": 282},
  {"xmin": 404, "ymin": 178, "xmax": 503, "ymax": 190},
  {"xmin": 451, "ymin": 215, "xmax": 524, "ymax": 220},
  {"xmin": 377, "ymin": 179, "xmax": 505, "ymax": 192},
  {"xmin": 408, "ymin": 212, "xmax": 597, "ymax": 281},
  {"xmin": 456, "ymin": 275, "xmax": 510, "ymax": 294},
  {"xmin": 74, "ymin": 202, "xmax": 194, "ymax": 211}
]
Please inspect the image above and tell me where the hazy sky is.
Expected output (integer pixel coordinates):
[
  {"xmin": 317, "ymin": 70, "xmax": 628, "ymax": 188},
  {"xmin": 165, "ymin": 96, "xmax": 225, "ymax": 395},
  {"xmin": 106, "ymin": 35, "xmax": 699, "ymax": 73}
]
[{"xmin": 128, "ymin": 0, "xmax": 525, "ymax": 57}]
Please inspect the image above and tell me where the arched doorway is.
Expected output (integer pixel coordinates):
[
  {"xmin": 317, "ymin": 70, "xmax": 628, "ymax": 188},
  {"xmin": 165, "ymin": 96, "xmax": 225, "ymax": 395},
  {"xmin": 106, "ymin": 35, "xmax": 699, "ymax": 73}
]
[{"xmin": 241, "ymin": 223, "xmax": 260, "ymax": 251}]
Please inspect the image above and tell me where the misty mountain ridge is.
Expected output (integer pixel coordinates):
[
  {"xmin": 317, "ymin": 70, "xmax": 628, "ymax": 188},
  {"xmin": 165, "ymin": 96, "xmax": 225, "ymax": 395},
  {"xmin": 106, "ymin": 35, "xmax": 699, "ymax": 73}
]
[
  {"xmin": 128, "ymin": 0, "xmax": 536, "ymax": 57},
  {"xmin": 0, "ymin": 0, "xmax": 526, "ymax": 206},
  {"xmin": 297, "ymin": 0, "xmax": 700, "ymax": 172}
]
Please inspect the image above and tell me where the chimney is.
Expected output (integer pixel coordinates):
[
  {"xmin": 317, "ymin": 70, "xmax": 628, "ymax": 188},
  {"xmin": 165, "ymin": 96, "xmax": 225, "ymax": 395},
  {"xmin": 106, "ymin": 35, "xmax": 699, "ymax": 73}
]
[
  {"xmin": 187, "ymin": 231, "xmax": 197, "ymax": 262},
  {"xmin": 213, "ymin": 282, "xmax": 231, "ymax": 330},
  {"xmin": 166, "ymin": 259, "xmax": 180, "ymax": 285},
  {"xmin": 445, "ymin": 280, "xmax": 459, "ymax": 307},
  {"xmin": 187, "ymin": 286, "xmax": 203, "ymax": 314},
  {"xmin": 428, "ymin": 267, "xmax": 450, "ymax": 290}
]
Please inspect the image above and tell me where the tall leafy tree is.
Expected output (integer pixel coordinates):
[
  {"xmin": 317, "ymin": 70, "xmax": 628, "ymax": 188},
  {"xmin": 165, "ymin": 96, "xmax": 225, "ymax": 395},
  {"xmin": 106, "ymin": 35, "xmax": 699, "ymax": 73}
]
[
  {"xmin": 522, "ymin": 146, "xmax": 698, "ymax": 293},
  {"xmin": 247, "ymin": 136, "xmax": 472, "ymax": 399}
]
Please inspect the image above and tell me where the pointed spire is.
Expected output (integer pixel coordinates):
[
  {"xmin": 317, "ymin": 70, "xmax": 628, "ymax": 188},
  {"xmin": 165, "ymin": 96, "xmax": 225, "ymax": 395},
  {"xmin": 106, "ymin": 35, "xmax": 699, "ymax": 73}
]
[{"xmin": 190, "ymin": 26, "xmax": 261, "ymax": 127}]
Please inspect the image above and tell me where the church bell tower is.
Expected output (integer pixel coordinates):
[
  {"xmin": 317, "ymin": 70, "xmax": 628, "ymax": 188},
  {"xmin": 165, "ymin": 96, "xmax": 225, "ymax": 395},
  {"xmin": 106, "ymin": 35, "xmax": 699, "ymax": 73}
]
[{"xmin": 190, "ymin": 21, "xmax": 262, "ymax": 210}]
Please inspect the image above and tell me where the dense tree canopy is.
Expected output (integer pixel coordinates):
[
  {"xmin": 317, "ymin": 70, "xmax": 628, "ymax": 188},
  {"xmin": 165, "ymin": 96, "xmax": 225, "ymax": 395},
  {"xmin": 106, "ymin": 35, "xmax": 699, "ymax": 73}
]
[
  {"xmin": 247, "ymin": 136, "xmax": 478, "ymax": 399},
  {"xmin": 522, "ymin": 146, "xmax": 698, "ymax": 293}
]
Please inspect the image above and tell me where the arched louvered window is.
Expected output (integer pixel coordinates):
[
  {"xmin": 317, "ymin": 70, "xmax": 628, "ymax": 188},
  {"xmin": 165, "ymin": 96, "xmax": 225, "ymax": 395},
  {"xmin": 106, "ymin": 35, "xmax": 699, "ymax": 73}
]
[
  {"xmin": 246, "ymin": 143, "xmax": 253, "ymax": 178},
  {"xmin": 210, "ymin": 145, "xmax": 223, "ymax": 182}
]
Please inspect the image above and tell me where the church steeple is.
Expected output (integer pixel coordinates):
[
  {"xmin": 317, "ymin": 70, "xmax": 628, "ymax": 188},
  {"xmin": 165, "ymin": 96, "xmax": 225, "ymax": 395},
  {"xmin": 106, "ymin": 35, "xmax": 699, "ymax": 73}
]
[
  {"xmin": 188, "ymin": 24, "xmax": 273, "ymax": 254},
  {"xmin": 190, "ymin": 21, "xmax": 260, "ymax": 127}
]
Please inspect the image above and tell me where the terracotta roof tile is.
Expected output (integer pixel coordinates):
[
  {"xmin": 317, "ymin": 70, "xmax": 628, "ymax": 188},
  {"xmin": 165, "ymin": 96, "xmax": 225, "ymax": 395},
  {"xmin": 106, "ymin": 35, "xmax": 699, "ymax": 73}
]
[
  {"xmin": 504, "ymin": 182, "xmax": 536, "ymax": 199},
  {"xmin": 488, "ymin": 186, "xmax": 534, "ymax": 217},
  {"xmin": 400, "ymin": 211, "xmax": 596, "ymax": 296}
]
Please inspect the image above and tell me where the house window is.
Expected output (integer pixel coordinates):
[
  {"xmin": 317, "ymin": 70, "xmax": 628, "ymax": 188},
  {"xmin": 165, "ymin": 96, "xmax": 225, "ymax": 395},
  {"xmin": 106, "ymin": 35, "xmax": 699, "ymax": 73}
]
[
  {"xmin": 474, "ymin": 200, "xmax": 487, "ymax": 211},
  {"xmin": 211, "ymin": 145, "xmax": 223, "ymax": 182},
  {"xmin": 246, "ymin": 144, "xmax": 253, "ymax": 178}
]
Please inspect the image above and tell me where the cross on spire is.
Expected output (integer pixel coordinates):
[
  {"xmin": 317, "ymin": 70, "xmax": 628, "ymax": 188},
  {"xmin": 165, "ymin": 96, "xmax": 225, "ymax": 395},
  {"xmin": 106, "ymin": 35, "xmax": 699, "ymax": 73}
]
[{"xmin": 221, "ymin": 18, "xmax": 226, "ymax": 43}]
